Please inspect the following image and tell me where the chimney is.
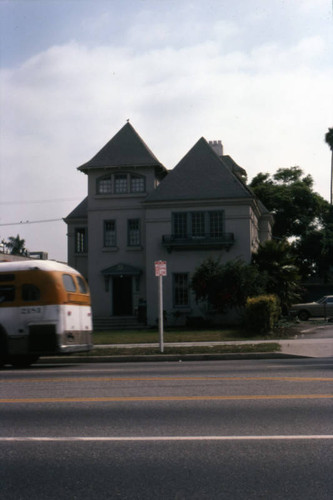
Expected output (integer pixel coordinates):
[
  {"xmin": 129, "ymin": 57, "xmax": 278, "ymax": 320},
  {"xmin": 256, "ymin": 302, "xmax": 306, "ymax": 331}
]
[{"xmin": 209, "ymin": 140, "xmax": 223, "ymax": 157}]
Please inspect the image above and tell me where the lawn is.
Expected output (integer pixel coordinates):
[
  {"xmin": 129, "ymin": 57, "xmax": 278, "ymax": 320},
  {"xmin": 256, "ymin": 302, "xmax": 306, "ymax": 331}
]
[{"xmin": 92, "ymin": 327, "xmax": 252, "ymax": 345}]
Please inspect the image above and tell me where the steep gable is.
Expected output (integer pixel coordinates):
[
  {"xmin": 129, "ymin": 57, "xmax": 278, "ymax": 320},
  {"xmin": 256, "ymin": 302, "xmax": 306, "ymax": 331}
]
[
  {"xmin": 145, "ymin": 137, "xmax": 252, "ymax": 203},
  {"xmin": 78, "ymin": 122, "xmax": 164, "ymax": 172},
  {"xmin": 64, "ymin": 197, "xmax": 88, "ymax": 221}
]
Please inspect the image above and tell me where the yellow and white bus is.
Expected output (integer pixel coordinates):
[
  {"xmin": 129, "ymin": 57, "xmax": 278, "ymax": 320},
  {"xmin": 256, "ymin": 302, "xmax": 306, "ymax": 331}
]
[{"xmin": 0, "ymin": 260, "xmax": 93, "ymax": 367}]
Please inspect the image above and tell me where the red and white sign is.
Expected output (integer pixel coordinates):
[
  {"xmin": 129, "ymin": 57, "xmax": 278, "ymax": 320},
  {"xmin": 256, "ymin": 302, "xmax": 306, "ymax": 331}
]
[{"xmin": 155, "ymin": 260, "xmax": 167, "ymax": 277}]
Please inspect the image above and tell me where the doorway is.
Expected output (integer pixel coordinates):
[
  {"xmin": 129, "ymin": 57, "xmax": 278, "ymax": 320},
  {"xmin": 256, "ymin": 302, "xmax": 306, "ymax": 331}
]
[{"xmin": 113, "ymin": 276, "xmax": 132, "ymax": 315}]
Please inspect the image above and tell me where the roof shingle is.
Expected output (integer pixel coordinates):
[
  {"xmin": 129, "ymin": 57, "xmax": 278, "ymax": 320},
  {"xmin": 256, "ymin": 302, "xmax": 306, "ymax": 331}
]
[{"xmin": 78, "ymin": 122, "xmax": 164, "ymax": 171}]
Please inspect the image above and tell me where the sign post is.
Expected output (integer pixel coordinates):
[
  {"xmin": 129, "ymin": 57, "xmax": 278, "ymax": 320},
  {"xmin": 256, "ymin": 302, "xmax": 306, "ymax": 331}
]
[{"xmin": 154, "ymin": 261, "xmax": 167, "ymax": 353}]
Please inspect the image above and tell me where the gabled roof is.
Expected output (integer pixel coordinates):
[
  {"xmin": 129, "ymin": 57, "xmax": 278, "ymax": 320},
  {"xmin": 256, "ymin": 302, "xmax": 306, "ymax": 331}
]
[
  {"xmin": 64, "ymin": 197, "xmax": 88, "ymax": 222},
  {"xmin": 78, "ymin": 122, "xmax": 165, "ymax": 172},
  {"xmin": 145, "ymin": 137, "xmax": 252, "ymax": 203}
]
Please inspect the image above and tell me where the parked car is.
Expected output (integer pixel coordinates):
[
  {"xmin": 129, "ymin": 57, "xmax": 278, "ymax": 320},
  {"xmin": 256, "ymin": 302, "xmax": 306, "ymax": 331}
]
[{"xmin": 290, "ymin": 295, "xmax": 333, "ymax": 321}]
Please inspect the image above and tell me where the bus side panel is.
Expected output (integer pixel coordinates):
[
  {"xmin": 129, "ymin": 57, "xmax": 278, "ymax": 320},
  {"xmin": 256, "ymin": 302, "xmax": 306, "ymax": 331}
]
[{"xmin": 58, "ymin": 304, "xmax": 93, "ymax": 353}]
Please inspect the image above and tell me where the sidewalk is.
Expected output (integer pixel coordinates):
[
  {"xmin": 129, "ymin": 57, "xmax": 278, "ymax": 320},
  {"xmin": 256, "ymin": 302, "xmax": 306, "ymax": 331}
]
[{"xmin": 36, "ymin": 323, "xmax": 333, "ymax": 365}]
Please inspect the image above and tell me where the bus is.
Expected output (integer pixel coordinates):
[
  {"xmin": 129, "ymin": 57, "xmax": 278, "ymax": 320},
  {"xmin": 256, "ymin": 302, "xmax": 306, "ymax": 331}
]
[{"xmin": 0, "ymin": 260, "xmax": 93, "ymax": 367}]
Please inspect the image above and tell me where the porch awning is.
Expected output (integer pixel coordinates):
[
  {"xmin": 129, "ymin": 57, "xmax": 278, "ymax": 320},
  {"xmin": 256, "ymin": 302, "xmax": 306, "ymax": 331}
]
[{"xmin": 101, "ymin": 263, "xmax": 142, "ymax": 277}]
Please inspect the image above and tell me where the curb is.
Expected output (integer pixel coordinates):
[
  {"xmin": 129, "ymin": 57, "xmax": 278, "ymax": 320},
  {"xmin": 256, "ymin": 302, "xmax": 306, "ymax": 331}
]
[{"xmin": 37, "ymin": 352, "xmax": 306, "ymax": 365}]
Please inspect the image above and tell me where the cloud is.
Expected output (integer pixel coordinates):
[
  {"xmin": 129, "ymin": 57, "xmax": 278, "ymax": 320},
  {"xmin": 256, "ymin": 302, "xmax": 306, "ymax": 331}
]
[{"xmin": 1, "ymin": 5, "xmax": 332, "ymax": 260}]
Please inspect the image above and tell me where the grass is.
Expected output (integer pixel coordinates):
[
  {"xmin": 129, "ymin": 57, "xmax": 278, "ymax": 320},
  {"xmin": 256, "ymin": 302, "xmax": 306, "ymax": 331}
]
[
  {"xmin": 81, "ymin": 342, "xmax": 281, "ymax": 357},
  {"xmin": 93, "ymin": 327, "xmax": 253, "ymax": 345}
]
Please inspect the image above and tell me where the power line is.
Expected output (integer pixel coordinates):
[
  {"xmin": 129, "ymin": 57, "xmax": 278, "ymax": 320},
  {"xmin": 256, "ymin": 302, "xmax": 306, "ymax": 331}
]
[
  {"xmin": 0, "ymin": 218, "xmax": 63, "ymax": 227},
  {"xmin": 0, "ymin": 197, "xmax": 82, "ymax": 206}
]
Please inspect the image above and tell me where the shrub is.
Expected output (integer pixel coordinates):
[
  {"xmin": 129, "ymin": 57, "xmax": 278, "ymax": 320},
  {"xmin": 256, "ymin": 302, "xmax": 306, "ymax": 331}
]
[{"xmin": 244, "ymin": 295, "xmax": 281, "ymax": 335}]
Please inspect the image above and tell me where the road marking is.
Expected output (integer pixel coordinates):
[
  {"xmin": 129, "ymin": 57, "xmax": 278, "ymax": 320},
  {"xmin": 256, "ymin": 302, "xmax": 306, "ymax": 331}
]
[
  {"xmin": 1, "ymin": 394, "xmax": 333, "ymax": 404},
  {"xmin": 2, "ymin": 376, "xmax": 333, "ymax": 383},
  {"xmin": 1, "ymin": 435, "xmax": 333, "ymax": 442}
]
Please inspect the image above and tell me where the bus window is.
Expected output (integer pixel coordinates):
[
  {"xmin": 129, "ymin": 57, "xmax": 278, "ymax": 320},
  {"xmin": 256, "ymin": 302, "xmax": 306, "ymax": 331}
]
[
  {"xmin": 76, "ymin": 276, "xmax": 88, "ymax": 294},
  {"xmin": 22, "ymin": 284, "xmax": 41, "ymax": 301},
  {"xmin": 0, "ymin": 285, "xmax": 15, "ymax": 303},
  {"xmin": 0, "ymin": 274, "xmax": 15, "ymax": 282},
  {"xmin": 62, "ymin": 274, "xmax": 77, "ymax": 292}
]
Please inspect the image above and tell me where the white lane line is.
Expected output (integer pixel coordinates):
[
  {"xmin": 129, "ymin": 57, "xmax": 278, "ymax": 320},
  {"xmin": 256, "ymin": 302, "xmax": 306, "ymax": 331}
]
[{"xmin": 1, "ymin": 435, "xmax": 333, "ymax": 442}]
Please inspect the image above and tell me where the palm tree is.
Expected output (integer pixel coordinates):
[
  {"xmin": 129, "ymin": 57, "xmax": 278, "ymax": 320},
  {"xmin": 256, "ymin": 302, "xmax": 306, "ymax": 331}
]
[
  {"xmin": 5, "ymin": 234, "xmax": 28, "ymax": 255},
  {"xmin": 325, "ymin": 127, "xmax": 333, "ymax": 204}
]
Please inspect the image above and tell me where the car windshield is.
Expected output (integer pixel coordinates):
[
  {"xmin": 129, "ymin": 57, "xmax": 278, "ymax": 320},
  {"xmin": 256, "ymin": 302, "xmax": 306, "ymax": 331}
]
[{"xmin": 317, "ymin": 296, "xmax": 327, "ymax": 304}]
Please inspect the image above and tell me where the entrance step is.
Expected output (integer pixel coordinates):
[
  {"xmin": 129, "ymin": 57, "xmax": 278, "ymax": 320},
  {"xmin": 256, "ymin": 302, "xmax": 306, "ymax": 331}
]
[{"xmin": 93, "ymin": 316, "xmax": 146, "ymax": 331}]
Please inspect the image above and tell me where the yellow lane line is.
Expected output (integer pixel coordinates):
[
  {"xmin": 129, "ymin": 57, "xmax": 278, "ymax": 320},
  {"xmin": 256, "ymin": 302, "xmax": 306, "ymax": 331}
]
[
  {"xmin": 2, "ymin": 376, "xmax": 333, "ymax": 384},
  {"xmin": 1, "ymin": 394, "xmax": 333, "ymax": 404}
]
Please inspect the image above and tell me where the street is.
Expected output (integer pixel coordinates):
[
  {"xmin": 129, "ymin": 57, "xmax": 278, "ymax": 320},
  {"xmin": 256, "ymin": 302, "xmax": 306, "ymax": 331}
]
[{"xmin": 1, "ymin": 358, "xmax": 333, "ymax": 499}]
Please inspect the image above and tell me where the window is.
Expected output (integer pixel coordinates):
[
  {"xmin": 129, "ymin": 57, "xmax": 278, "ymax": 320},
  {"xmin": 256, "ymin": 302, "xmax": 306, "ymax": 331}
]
[
  {"xmin": 97, "ymin": 173, "xmax": 146, "ymax": 195},
  {"xmin": 191, "ymin": 212, "xmax": 205, "ymax": 237},
  {"xmin": 75, "ymin": 228, "xmax": 87, "ymax": 253},
  {"xmin": 173, "ymin": 273, "xmax": 189, "ymax": 307},
  {"xmin": 62, "ymin": 274, "xmax": 77, "ymax": 292},
  {"xmin": 104, "ymin": 220, "xmax": 116, "ymax": 247},
  {"xmin": 209, "ymin": 211, "xmax": 224, "ymax": 238},
  {"xmin": 22, "ymin": 284, "xmax": 40, "ymax": 301},
  {"xmin": 97, "ymin": 176, "xmax": 112, "ymax": 194},
  {"xmin": 173, "ymin": 213, "xmax": 187, "ymax": 238},
  {"xmin": 130, "ymin": 174, "xmax": 145, "ymax": 193},
  {"xmin": 0, "ymin": 285, "xmax": 15, "ymax": 303},
  {"xmin": 115, "ymin": 174, "xmax": 127, "ymax": 193},
  {"xmin": 172, "ymin": 211, "xmax": 224, "ymax": 239},
  {"xmin": 76, "ymin": 276, "xmax": 88, "ymax": 294},
  {"xmin": 128, "ymin": 219, "xmax": 140, "ymax": 246}
]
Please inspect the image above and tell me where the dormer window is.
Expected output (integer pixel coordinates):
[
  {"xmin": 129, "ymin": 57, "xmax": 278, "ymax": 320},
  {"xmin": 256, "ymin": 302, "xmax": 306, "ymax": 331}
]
[
  {"xmin": 130, "ymin": 174, "xmax": 145, "ymax": 193},
  {"xmin": 98, "ymin": 176, "xmax": 112, "ymax": 194},
  {"xmin": 114, "ymin": 174, "xmax": 127, "ymax": 193},
  {"xmin": 97, "ymin": 173, "xmax": 145, "ymax": 195}
]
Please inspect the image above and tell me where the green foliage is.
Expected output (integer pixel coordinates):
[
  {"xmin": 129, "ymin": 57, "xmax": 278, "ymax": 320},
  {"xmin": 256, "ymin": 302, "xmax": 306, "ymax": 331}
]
[
  {"xmin": 191, "ymin": 257, "xmax": 266, "ymax": 313},
  {"xmin": 325, "ymin": 127, "xmax": 333, "ymax": 150},
  {"xmin": 252, "ymin": 239, "xmax": 301, "ymax": 312},
  {"xmin": 250, "ymin": 166, "xmax": 333, "ymax": 281},
  {"xmin": 244, "ymin": 295, "xmax": 281, "ymax": 335},
  {"xmin": 250, "ymin": 166, "xmax": 327, "ymax": 239},
  {"xmin": 2, "ymin": 234, "xmax": 28, "ymax": 256}
]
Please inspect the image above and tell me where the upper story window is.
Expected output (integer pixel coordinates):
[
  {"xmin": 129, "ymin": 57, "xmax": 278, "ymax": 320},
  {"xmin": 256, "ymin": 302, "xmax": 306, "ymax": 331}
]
[
  {"xmin": 172, "ymin": 211, "xmax": 224, "ymax": 238},
  {"xmin": 98, "ymin": 176, "xmax": 112, "ymax": 194},
  {"xmin": 104, "ymin": 220, "xmax": 116, "ymax": 247},
  {"xmin": 191, "ymin": 212, "xmax": 205, "ymax": 237},
  {"xmin": 114, "ymin": 174, "xmax": 127, "ymax": 193},
  {"xmin": 130, "ymin": 174, "xmax": 145, "ymax": 193},
  {"xmin": 75, "ymin": 228, "xmax": 87, "ymax": 253},
  {"xmin": 97, "ymin": 173, "xmax": 145, "ymax": 195},
  {"xmin": 128, "ymin": 219, "xmax": 140, "ymax": 246}
]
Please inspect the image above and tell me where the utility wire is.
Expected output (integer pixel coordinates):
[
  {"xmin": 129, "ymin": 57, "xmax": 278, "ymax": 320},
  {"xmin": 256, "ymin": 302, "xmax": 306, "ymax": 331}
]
[
  {"xmin": 0, "ymin": 197, "xmax": 82, "ymax": 206},
  {"xmin": 0, "ymin": 218, "xmax": 63, "ymax": 227}
]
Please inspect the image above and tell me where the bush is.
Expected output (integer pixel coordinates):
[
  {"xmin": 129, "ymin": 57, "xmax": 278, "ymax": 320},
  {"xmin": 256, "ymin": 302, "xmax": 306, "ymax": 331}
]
[{"xmin": 244, "ymin": 295, "xmax": 281, "ymax": 335}]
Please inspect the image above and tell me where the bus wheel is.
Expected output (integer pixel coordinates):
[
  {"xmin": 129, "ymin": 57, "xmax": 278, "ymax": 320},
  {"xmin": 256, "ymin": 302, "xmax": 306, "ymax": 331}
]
[{"xmin": 9, "ymin": 355, "xmax": 39, "ymax": 368}]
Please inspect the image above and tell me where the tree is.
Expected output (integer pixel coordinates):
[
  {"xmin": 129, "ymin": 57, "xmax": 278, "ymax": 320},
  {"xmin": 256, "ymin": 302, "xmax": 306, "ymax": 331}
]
[
  {"xmin": 252, "ymin": 240, "xmax": 301, "ymax": 313},
  {"xmin": 325, "ymin": 127, "xmax": 333, "ymax": 204},
  {"xmin": 250, "ymin": 166, "xmax": 332, "ymax": 281},
  {"xmin": 191, "ymin": 257, "xmax": 266, "ymax": 313},
  {"xmin": 3, "ymin": 234, "xmax": 28, "ymax": 256},
  {"xmin": 250, "ymin": 167, "xmax": 326, "ymax": 239}
]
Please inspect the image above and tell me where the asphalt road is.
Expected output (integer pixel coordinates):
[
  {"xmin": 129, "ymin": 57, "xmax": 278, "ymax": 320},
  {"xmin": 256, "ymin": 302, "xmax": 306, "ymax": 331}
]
[{"xmin": 1, "ymin": 359, "xmax": 333, "ymax": 499}]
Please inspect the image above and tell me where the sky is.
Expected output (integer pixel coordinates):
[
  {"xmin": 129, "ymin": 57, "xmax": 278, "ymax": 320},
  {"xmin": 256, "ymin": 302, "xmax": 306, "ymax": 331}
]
[{"xmin": 0, "ymin": 0, "xmax": 332, "ymax": 262}]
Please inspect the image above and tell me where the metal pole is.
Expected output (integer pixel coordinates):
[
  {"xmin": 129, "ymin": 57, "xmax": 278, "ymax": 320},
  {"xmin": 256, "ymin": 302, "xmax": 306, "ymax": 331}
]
[{"xmin": 159, "ymin": 275, "xmax": 164, "ymax": 353}]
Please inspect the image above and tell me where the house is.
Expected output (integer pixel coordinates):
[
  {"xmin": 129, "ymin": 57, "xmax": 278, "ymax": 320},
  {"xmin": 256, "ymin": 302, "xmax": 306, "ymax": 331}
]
[{"xmin": 64, "ymin": 122, "xmax": 273, "ymax": 327}]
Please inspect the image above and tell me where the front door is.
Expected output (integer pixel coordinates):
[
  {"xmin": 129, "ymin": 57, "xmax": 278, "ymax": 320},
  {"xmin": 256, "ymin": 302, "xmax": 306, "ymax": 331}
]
[{"xmin": 113, "ymin": 276, "xmax": 132, "ymax": 315}]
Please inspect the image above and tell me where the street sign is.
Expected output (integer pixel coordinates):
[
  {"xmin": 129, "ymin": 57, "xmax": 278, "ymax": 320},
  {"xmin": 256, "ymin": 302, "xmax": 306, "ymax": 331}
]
[{"xmin": 155, "ymin": 260, "xmax": 167, "ymax": 277}]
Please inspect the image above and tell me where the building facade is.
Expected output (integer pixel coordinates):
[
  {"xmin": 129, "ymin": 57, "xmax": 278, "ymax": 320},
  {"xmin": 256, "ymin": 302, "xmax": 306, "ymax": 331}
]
[{"xmin": 65, "ymin": 122, "xmax": 273, "ymax": 326}]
